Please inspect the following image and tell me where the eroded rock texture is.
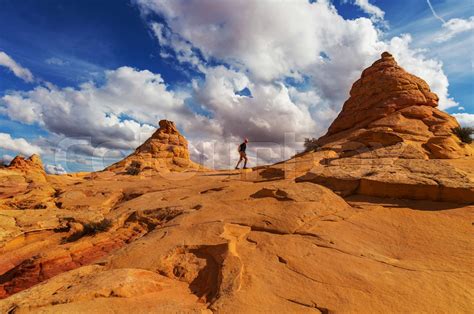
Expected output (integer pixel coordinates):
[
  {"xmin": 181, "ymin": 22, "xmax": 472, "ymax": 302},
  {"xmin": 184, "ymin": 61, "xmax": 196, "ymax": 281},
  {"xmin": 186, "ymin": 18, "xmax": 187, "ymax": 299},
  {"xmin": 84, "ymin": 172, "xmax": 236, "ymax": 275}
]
[
  {"xmin": 290, "ymin": 52, "xmax": 474, "ymax": 202},
  {"xmin": 106, "ymin": 119, "xmax": 203, "ymax": 174},
  {"xmin": 318, "ymin": 52, "xmax": 473, "ymax": 159},
  {"xmin": 8, "ymin": 155, "xmax": 45, "ymax": 173}
]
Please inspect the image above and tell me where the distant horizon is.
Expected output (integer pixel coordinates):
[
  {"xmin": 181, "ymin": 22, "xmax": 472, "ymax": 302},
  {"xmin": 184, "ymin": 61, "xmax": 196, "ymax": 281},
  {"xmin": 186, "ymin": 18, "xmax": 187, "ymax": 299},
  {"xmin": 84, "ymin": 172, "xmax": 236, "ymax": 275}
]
[{"xmin": 0, "ymin": 0, "xmax": 472, "ymax": 173}]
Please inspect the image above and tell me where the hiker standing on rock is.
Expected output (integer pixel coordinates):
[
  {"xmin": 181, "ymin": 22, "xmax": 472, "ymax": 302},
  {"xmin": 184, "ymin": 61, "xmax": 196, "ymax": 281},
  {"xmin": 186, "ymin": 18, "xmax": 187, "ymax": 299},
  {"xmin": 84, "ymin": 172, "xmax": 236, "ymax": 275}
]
[{"xmin": 235, "ymin": 138, "xmax": 249, "ymax": 169}]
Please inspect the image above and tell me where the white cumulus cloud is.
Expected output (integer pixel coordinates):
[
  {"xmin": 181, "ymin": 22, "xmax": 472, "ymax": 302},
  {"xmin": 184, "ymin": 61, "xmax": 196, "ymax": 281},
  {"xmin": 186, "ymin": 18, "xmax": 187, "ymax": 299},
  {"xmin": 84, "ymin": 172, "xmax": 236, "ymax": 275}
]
[
  {"xmin": 193, "ymin": 66, "xmax": 317, "ymax": 143},
  {"xmin": 0, "ymin": 133, "xmax": 42, "ymax": 157},
  {"xmin": 384, "ymin": 35, "xmax": 457, "ymax": 109},
  {"xmin": 0, "ymin": 67, "xmax": 192, "ymax": 155},
  {"xmin": 452, "ymin": 113, "xmax": 474, "ymax": 128},
  {"xmin": 45, "ymin": 164, "xmax": 67, "ymax": 175},
  {"xmin": 1, "ymin": 154, "xmax": 14, "ymax": 165},
  {"xmin": 135, "ymin": 0, "xmax": 459, "ymax": 124}
]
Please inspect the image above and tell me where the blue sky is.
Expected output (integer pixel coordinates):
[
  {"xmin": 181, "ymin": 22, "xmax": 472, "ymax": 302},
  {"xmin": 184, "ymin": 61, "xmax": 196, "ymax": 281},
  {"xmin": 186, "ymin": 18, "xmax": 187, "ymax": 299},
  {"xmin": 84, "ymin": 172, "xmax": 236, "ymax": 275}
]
[{"xmin": 0, "ymin": 0, "xmax": 472, "ymax": 172}]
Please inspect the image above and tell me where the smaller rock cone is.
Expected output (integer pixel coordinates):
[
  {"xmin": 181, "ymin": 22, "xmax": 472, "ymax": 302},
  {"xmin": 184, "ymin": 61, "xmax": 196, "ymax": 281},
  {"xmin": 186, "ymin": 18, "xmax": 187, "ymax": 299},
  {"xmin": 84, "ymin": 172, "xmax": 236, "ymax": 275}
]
[
  {"xmin": 106, "ymin": 120, "xmax": 202, "ymax": 174},
  {"xmin": 135, "ymin": 120, "xmax": 190, "ymax": 160},
  {"xmin": 8, "ymin": 154, "xmax": 45, "ymax": 173}
]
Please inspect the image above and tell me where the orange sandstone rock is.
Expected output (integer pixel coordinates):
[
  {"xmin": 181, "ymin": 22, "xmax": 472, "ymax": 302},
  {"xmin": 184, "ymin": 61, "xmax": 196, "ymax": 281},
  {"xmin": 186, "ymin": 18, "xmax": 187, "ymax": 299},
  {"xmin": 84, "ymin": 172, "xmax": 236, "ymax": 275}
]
[
  {"xmin": 106, "ymin": 120, "xmax": 203, "ymax": 173},
  {"xmin": 8, "ymin": 154, "xmax": 45, "ymax": 173},
  {"xmin": 317, "ymin": 52, "xmax": 473, "ymax": 159}
]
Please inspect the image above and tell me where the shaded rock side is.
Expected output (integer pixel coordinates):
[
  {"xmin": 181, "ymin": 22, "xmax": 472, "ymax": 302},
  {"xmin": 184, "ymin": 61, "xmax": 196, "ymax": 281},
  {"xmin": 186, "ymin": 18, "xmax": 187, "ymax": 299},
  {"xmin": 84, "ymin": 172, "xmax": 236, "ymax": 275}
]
[
  {"xmin": 317, "ymin": 52, "xmax": 473, "ymax": 159},
  {"xmin": 296, "ymin": 157, "xmax": 474, "ymax": 203},
  {"xmin": 106, "ymin": 120, "xmax": 203, "ymax": 173}
]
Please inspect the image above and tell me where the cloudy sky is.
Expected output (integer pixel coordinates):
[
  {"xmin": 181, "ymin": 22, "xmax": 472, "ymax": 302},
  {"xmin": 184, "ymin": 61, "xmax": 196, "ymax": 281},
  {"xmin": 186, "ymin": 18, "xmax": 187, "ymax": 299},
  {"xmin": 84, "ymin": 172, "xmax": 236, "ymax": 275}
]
[{"xmin": 0, "ymin": 0, "xmax": 472, "ymax": 173}]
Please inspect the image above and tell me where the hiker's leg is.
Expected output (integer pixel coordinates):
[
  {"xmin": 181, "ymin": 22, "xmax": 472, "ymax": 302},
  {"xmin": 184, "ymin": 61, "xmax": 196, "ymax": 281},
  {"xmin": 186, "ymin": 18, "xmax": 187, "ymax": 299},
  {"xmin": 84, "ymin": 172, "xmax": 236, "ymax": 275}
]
[
  {"xmin": 243, "ymin": 156, "xmax": 248, "ymax": 168},
  {"xmin": 235, "ymin": 157, "xmax": 242, "ymax": 169}
]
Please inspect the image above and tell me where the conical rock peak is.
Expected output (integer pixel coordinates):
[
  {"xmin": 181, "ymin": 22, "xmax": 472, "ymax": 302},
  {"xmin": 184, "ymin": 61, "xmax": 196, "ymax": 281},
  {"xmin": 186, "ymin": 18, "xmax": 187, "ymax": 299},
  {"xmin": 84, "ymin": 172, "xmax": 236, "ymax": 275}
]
[{"xmin": 317, "ymin": 52, "xmax": 472, "ymax": 159}]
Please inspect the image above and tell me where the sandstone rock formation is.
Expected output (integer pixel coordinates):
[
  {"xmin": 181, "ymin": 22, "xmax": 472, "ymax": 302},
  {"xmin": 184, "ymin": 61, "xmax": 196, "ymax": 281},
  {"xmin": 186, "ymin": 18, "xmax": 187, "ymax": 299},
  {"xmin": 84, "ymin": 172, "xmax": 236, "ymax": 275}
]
[
  {"xmin": 106, "ymin": 120, "xmax": 202, "ymax": 174},
  {"xmin": 0, "ymin": 154, "xmax": 58, "ymax": 211},
  {"xmin": 285, "ymin": 52, "xmax": 474, "ymax": 202},
  {"xmin": 8, "ymin": 154, "xmax": 45, "ymax": 173},
  {"xmin": 317, "ymin": 52, "xmax": 473, "ymax": 159}
]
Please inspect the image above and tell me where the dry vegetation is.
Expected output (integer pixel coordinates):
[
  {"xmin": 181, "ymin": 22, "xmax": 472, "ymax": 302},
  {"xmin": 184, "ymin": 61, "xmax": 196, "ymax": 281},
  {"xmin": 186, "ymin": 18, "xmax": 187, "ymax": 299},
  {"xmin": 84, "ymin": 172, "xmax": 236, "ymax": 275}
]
[{"xmin": 453, "ymin": 127, "xmax": 474, "ymax": 144}]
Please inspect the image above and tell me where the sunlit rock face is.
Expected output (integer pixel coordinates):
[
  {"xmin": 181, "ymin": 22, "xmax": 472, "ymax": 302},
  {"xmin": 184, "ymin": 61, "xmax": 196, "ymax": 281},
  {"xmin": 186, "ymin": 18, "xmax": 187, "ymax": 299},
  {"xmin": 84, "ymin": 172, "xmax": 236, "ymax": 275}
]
[
  {"xmin": 8, "ymin": 154, "xmax": 45, "ymax": 173},
  {"xmin": 317, "ymin": 52, "xmax": 473, "ymax": 159},
  {"xmin": 106, "ymin": 119, "xmax": 202, "ymax": 173}
]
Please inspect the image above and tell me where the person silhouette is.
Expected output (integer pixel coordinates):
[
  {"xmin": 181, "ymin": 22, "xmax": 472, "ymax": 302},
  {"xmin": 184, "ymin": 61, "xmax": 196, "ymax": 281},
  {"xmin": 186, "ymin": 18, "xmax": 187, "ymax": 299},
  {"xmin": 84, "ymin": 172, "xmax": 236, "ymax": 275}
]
[{"xmin": 235, "ymin": 138, "xmax": 249, "ymax": 169}]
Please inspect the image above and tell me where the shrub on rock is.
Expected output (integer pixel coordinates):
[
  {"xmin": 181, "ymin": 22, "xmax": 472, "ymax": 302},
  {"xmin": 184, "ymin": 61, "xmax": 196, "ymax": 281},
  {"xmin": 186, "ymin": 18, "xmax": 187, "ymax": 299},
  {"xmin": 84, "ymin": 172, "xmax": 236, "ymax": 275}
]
[
  {"xmin": 126, "ymin": 161, "xmax": 142, "ymax": 175},
  {"xmin": 453, "ymin": 127, "xmax": 473, "ymax": 144},
  {"xmin": 304, "ymin": 138, "xmax": 319, "ymax": 152}
]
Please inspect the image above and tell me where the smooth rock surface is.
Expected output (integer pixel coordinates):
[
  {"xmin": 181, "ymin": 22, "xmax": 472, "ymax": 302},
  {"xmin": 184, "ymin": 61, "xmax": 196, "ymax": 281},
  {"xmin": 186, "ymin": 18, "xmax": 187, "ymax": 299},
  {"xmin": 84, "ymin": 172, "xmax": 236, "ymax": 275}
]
[{"xmin": 0, "ymin": 169, "xmax": 473, "ymax": 313}]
